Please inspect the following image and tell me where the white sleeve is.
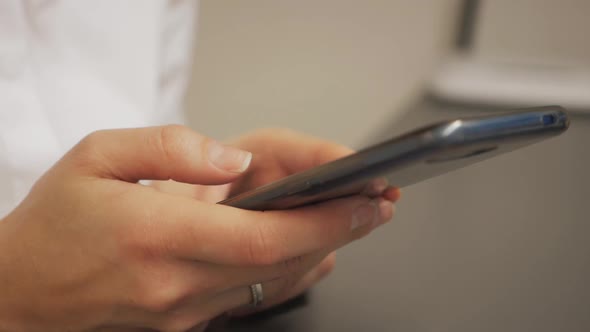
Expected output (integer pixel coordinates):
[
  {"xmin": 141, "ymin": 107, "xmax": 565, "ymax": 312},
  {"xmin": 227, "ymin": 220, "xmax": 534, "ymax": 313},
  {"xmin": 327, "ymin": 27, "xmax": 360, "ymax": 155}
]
[
  {"xmin": 155, "ymin": 0, "xmax": 198, "ymax": 125},
  {"xmin": 0, "ymin": 0, "xmax": 198, "ymax": 217}
]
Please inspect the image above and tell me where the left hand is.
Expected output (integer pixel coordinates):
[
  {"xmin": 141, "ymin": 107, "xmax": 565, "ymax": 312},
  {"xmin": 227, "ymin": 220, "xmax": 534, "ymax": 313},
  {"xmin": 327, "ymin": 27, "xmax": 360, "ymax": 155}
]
[{"xmin": 152, "ymin": 128, "xmax": 401, "ymax": 315}]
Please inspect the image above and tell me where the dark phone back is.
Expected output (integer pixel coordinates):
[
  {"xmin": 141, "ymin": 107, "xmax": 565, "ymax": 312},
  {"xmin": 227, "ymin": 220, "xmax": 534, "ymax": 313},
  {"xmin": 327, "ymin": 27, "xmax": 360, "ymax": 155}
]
[{"xmin": 220, "ymin": 106, "xmax": 569, "ymax": 210}]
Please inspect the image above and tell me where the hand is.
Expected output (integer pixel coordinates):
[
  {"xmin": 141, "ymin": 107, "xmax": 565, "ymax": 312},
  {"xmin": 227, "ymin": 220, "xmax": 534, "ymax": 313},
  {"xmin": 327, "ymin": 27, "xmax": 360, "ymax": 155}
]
[
  {"xmin": 0, "ymin": 126, "xmax": 396, "ymax": 332},
  {"xmin": 224, "ymin": 129, "xmax": 401, "ymax": 314},
  {"xmin": 151, "ymin": 128, "xmax": 401, "ymax": 317}
]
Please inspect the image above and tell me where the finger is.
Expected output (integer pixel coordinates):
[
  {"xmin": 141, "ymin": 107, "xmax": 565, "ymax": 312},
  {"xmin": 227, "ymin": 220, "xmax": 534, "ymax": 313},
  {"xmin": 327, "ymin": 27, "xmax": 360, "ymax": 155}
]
[
  {"xmin": 382, "ymin": 187, "xmax": 401, "ymax": 202},
  {"xmin": 127, "ymin": 252, "xmax": 328, "ymax": 328},
  {"xmin": 150, "ymin": 180, "xmax": 199, "ymax": 197},
  {"xmin": 175, "ymin": 264, "xmax": 314, "ymax": 321},
  {"xmin": 135, "ymin": 252, "xmax": 334, "ymax": 330},
  {"xmin": 233, "ymin": 128, "xmax": 354, "ymax": 173},
  {"xmin": 231, "ymin": 252, "xmax": 337, "ymax": 317},
  {"xmin": 181, "ymin": 249, "xmax": 330, "ymax": 299},
  {"xmin": 149, "ymin": 180, "xmax": 231, "ymax": 204},
  {"xmin": 142, "ymin": 251, "xmax": 326, "ymax": 332},
  {"xmin": 275, "ymin": 252, "xmax": 336, "ymax": 305},
  {"xmin": 64, "ymin": 125, "xmax": 252, "ymax": 184},
  {"xmin": 156, "ymin": 192, "xmax": 394, "ymax": 265},
  {"xmin": 224, "ymin": 252, "xmax": 336, "ymax": 317}
]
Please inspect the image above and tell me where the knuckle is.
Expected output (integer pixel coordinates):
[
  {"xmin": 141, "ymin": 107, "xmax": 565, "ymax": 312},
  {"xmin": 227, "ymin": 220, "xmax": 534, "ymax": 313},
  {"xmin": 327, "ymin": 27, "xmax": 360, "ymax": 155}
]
[
  {"xmin": 183, "ymin": 271, "xmax": 217, "ymax": 299},
  {"xmin": 68, "ymin": 130, "xmax": 111, "ymax": 173},
  {"xmin": 71, "ymin": 130, "xmax": 106, "ymax": 159},
  {"xmin": 277, "ymin": 255, "xmax": 305, "ymax": 276},
  {"xmin": 154, "ymin": 124, "xmax": 194, "ymax": 163},
  {"xmin": 116, "ymin": 212, "xmax": 162, "ymax": 261},
  {"xmin": 134, "ymin": 272, "xmax": 187, "ymax": 313},
  {"xmin": 120, "ymin": 237, "xmax": 160, "ymax": 263},
  {"xmin": 242, "ymin": 222, "xmax": 285, "ymax": 266},
  {"xmin": 77, "ymin": 130, "xmax": 105, "ymax": 151},
  {"xmin": 136, "ymin": 288, "xmax": 183, "ymax": 314}
]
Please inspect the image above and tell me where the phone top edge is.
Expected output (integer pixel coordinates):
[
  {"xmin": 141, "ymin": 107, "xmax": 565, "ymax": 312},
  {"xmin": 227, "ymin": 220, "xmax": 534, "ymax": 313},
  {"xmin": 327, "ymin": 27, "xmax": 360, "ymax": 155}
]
[
  {"xmin": 428, "ymin": 106, "xmax": 569, "ymax": 146},
  {"xmin": 220, "ymin": 106, "xmax": 569, "ymax": 208}
]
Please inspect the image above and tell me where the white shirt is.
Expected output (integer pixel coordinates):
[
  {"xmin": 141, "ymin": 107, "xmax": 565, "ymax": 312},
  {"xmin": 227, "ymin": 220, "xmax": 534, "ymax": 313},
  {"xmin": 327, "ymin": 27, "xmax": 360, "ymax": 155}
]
[{"xmin": 0, "ymin": 0, "xmax": 198, "ymax": 217}]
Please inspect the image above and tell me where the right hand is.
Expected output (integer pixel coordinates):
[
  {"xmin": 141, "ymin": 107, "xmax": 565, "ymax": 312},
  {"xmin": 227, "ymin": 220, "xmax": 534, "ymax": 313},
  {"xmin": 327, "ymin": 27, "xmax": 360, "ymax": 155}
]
[{"xmin": 0, "ymin": 125, "xmax": 394, "ymax": 332}]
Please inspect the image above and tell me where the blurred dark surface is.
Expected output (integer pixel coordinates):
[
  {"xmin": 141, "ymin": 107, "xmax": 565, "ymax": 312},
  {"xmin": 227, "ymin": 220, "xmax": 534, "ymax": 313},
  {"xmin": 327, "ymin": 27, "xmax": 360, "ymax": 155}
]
[{"xmin": 216, "ymin": 99, "xmax": 590, "ymax": 332}]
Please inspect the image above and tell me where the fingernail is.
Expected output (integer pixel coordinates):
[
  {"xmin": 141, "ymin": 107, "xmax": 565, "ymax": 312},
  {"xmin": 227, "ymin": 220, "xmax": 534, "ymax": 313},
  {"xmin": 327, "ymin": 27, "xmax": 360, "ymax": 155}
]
[
  {"xmin": 350, "ymin": 201, "xmax": 378, "ymax": 230},
  {"xmin": 361, "ymin": 178, "xmax": 389, "ymax": 197},
  {"xmin": 207, "ymin": 141, "xmax": 252, "ymax": 173},
  {"xmin": 376, "ymin": 198, "xmax": 394, "ymax": 227}
]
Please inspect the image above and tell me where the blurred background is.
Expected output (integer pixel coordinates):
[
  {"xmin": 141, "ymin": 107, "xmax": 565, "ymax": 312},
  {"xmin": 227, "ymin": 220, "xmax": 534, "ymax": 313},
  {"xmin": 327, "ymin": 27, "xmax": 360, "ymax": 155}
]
[
  {"xmin": 185, "ymin": 0, "xmax": 457, "ymax": 146},
  {"xmin": 185, "ymin": 1, "xmax": 590, "ymax": 331},
  {"xmin": 186, "ymin": 0, "xmax": 590, "ymax": 145}
]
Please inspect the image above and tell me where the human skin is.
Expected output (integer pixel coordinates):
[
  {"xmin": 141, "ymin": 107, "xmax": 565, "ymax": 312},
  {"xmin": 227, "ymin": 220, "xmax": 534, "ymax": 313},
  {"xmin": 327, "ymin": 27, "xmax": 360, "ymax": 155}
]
[{"xmin": 0, "ymin": 126, "xmax": 399, "ymax": 332}]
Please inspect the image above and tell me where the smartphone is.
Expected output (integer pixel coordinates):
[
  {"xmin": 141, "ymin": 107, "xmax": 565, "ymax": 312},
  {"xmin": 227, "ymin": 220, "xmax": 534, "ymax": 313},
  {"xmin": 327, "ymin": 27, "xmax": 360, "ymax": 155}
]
[{"xmin": 219, "ymin": 106, "xmax": 569, "ymax": 210}]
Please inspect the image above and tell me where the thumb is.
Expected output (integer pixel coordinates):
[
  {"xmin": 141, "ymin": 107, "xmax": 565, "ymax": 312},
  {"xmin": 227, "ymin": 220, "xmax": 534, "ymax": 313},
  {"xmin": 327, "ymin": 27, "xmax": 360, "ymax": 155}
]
[{"xmin": 64, "ymin": 125, "xmax": 252, "ymax": 185}]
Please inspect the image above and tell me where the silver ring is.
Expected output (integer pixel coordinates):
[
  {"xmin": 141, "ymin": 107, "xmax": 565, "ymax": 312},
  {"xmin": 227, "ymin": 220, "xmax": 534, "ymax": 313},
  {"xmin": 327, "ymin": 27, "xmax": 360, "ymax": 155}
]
[{"xmin": 249, "ymin": 283, "xmax": 264, "ymax": 307}]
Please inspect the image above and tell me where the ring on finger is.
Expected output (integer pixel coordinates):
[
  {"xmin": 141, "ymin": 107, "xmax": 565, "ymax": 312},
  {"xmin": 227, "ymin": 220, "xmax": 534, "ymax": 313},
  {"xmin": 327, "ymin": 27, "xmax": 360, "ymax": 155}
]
[{"xmin": 249, "ymin": 283, "xmax": 264, "ymax": 307}]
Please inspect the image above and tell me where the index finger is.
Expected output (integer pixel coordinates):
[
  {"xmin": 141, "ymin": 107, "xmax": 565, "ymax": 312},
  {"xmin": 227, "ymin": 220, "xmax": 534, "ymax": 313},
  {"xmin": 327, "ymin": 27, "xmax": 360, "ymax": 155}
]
[{"xmin": 149, "ymin": 192, "xmax": 393, "ymax": 266}]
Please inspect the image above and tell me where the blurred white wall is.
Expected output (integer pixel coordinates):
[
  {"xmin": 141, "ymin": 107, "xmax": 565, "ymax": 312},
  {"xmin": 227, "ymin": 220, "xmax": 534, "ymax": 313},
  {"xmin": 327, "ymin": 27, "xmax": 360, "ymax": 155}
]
[
  {"xmin": 475, "ymin": 0, "xmax": 590, "ymax": 65},
  {"xmin": 185, "ymin": 0, "xmax": 460, "ymax": 147}
]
